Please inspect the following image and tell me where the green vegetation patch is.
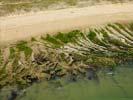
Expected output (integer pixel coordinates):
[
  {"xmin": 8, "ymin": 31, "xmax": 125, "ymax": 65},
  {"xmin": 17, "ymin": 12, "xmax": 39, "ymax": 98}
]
[
  {"xmin": 0, "ymin": 0, "xmax": 77, "ymax": 16},
  {"xmin": 44, "ymin": 30, "xmax": 82, "ymax": 47},
  {"xmin": 0, "ymin": 0, "xmax": 131, "ymax": 16}
]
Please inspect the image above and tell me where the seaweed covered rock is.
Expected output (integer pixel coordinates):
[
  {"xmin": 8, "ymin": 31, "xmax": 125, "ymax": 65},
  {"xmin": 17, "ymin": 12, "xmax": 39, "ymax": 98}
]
[{"xmin": 0, "ymin": 22, "xmax": 133, "ymax": 89}]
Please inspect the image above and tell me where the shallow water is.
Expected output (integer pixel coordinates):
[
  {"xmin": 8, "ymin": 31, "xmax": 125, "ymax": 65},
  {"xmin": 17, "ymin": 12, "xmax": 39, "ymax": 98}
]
[
  {"xmin": 16, "ymin": 64, "xmax": 133, "ymax": 100},
  {"xmin": 0, "ymin": 64, "xmax": 133, "ymax": 100}
]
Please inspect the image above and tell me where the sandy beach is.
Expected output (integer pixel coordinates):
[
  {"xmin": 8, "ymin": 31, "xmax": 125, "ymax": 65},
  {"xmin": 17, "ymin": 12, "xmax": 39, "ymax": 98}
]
[{"xmin": 1, "ymin": 3, "xmax": 133, "ymax": 44}]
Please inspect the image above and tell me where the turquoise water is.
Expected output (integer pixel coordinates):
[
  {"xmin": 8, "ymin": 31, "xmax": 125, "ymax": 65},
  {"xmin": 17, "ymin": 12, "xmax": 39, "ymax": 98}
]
[{"xmin": 18, "ymin": 65, "xmax": 133, "ymax": 100}]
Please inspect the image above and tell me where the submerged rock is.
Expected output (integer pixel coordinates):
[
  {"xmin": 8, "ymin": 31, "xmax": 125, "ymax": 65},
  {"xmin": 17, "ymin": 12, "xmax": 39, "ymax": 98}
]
[
  {"xmin": 8, "ymin": 90, "xmax": 18, "ymax": 100},
  {"xmin": 85, "ymin": 65, "xmax": 99, "ymax": 81},
  {"xmin": 86, "ymin": 68, "xmax": 96, "ymax": 80}
]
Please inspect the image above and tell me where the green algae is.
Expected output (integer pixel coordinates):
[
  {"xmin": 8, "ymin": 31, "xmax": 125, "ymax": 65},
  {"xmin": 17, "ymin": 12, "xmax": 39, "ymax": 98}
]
[{"xmin": 0, "ymin": 23, "xmax": 133, "ymax": 90}]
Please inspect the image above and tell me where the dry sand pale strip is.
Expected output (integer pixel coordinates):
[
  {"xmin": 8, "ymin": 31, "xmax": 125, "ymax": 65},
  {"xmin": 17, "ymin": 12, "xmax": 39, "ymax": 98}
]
[{"xmin": 1, "ymin": 3, "xmax": 133, "ymax": 43}]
